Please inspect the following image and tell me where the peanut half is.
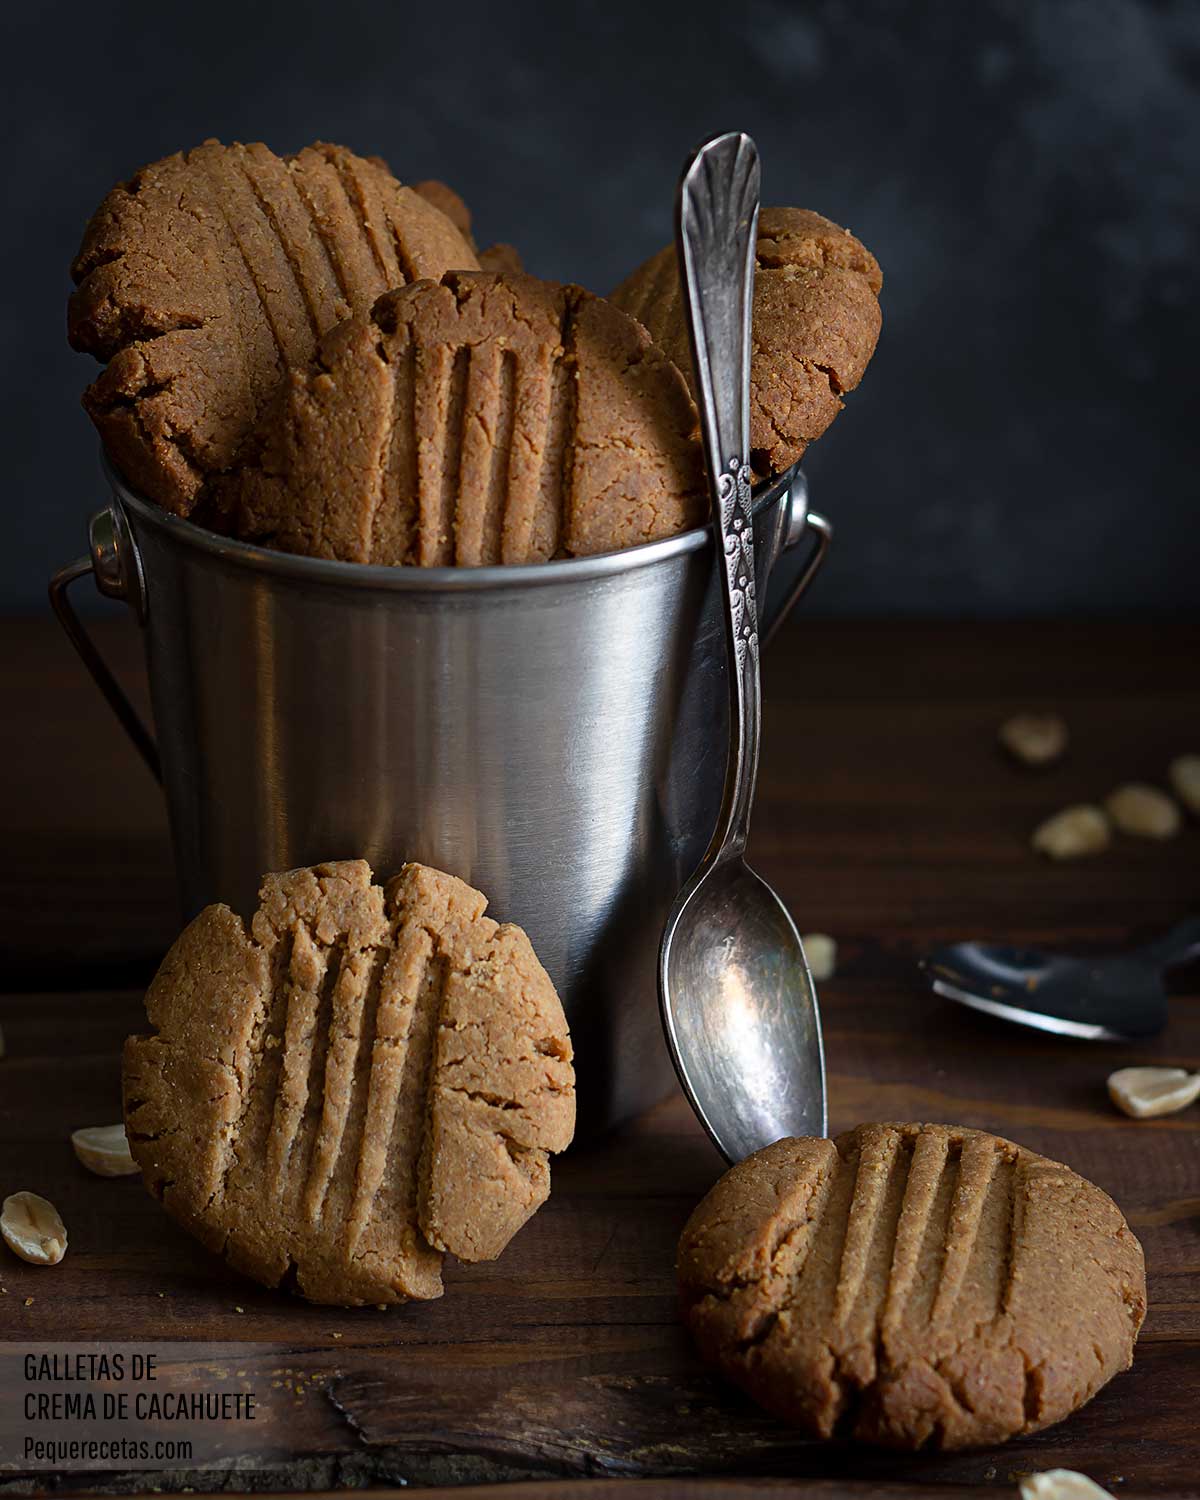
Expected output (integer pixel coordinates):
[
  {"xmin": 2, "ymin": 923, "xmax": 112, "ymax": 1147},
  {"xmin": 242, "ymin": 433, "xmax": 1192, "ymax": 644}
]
[
  {"xmin": 998, "ymin": 713, "xmax": 1069, "ymax": 767},
  {"xmin": 71, "ymin": 1124, "xmax": 139, "ymax": 1178},
  {"xmin": 1031, "ymin": 805, "xmax": 1110, "ymax": 860},
  {"xmin": 1168, "ymin": 753, "xmax": 1200, "ymax": 816},
  {"xmin": 802, "ymin": 933, "xmax": 837, "ymax": 983},
  {"xmin": 1104, "ymin": 783, "xmax": 1182, "ymax": 840},
  {"xmin": 1020, "ymin": 1473, "xmax": 1116, "ymax": 1500},
  {"xmin": 1107, "ymin": 1065, "xmax": 1200, "ymax": 1119},
  {"xmin": 1, "ymin": 1192, "xmax": 67, "ymax": 1266}
]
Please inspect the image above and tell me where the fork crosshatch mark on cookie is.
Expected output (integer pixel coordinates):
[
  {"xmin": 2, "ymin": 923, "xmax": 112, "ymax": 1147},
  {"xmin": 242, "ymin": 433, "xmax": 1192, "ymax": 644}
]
[
  {"xmin": 123, "ymin": 860, "xmax": 575, "ymax": 1306},
  {"xmin": 68, "ymin": 140, "xmax": 480, "ymax": 516}
]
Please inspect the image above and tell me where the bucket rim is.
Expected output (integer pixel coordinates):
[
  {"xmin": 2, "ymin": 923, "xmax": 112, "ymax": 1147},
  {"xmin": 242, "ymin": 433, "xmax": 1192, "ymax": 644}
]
[{"xmin": 104, "ymin": 454, "xmax": 800, "ymax": 594}]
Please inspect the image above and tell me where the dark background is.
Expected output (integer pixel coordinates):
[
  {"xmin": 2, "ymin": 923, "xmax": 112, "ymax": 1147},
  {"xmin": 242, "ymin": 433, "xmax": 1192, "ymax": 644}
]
[{"xmin": 5, "ymin": 0, "xmax": 1198, "ymax": 614}]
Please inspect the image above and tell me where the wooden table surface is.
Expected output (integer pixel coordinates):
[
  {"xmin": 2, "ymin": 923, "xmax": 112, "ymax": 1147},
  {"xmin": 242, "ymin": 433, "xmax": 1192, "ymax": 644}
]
[{"xmin": 0, "ymin": 615, "xmax": 1197, "ymax": 1497}]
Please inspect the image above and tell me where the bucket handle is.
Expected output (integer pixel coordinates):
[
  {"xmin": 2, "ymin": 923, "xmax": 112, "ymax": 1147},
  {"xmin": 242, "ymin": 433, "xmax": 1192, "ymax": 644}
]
[
  {"xmin": 762, "ymin": 469, "xmax": 832, "ymax": 647},
  {"xmin": 48, "ymin": 505, "xmax": 161, "ymax": 784},
  {"xmin": 49, "ymin": 477, "xmax": 830, "ymax": 786}
]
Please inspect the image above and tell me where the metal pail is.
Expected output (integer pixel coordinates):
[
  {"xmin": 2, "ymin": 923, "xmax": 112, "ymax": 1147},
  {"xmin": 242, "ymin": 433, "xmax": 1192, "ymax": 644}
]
[{"xmin": 52, "ymin": 459, "xmax": 829, "ymax": 1133}]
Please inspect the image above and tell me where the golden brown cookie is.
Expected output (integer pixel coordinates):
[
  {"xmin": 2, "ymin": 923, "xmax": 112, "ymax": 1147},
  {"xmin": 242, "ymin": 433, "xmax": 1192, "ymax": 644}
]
[
  {"xmin": 69, "ymin": 141, "xmax": 479, "ymax": 517},
  {"xmin": 611, "ymin": 207, "xmax": 882, "ymax": 477},
  {"xmin": 477, "ymin": 241, "xmax": 525, "ymax": 275},
  {"xmin": 221, "ymin": 269, "xmax": 705, "ymax": 565},
  {"xmin": 678, "ymin": 1124, "xmax": 1145, "ymax": 1449},
  {"xmin": 413, "ymin": 179, "xmax": 523, "ymax": 274},
  {"xmin": 412, "ymin": 179, "xmax": 474, "ymax": 241},
  {"xmin": 123, "ymin": 859, "xmax": 575, "ymax": 1305}
]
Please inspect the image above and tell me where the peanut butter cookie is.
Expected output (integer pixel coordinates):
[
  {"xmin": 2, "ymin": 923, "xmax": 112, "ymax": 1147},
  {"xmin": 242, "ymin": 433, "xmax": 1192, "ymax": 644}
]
[
  {"xmin": 413, "ymin": 180, "xmax": 523, "ymax": 274},
  {"xmin": 123, "ymin": 860, "xmax": 575, "ymax": 1305},
  {"xmin": 611, "ymin": 207, "xmax": 882, "ymax": 477},
  {"xmin": 678, "ymin": 1123, "xmax": 1145, "ymax": 1448},
  {"xmin": 69, "ymin": 141, "xmax": 479, "ymax": 516},
  {"xmin": 221, "ymin": 269, "xmax": 705, "ymax": 564}
]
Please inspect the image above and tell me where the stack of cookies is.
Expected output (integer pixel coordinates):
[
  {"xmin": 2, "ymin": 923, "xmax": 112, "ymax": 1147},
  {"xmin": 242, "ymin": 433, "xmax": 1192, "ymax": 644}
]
[{"xmin": 68, "ymin": 137, "xmax": 883, "ymax": 566}]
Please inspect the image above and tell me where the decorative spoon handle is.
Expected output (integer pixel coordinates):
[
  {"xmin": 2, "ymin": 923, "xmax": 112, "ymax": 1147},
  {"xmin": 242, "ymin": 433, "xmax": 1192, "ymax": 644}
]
[{"xmin": 676, "ymin": 131, "xmax": 762, "ymax": 862}]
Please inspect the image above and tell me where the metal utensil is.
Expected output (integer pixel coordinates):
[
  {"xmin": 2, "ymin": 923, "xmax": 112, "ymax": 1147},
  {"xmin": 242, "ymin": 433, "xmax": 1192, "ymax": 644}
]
[
  {"xmin": 658, "ymin": 132, "xmax": 827, "ymax": 1164},
  {"xmin": 923, "ymin": 916, "xmax": 1200, "ymax": 1040}
]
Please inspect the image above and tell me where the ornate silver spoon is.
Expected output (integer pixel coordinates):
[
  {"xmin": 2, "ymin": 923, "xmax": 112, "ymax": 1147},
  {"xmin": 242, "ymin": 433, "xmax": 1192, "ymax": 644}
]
[{"xmin": 658, "ymin": 132, "xmax": 827, "ymax": 1164}]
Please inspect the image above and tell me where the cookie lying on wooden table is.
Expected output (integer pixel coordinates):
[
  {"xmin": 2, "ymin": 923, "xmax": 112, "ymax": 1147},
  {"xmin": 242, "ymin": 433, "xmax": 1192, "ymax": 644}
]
[
  {"xmin": 678, "ymin": 1123, "xmax": 1145, "ymax": 1449},
  {"xmin": 611, "ymin": 207, "xmax": 882, "ymax": 479},
  {"xmin": 123, "ymin": 859, "xmax": 575, "ymax": 1306},
  {"xmin": 68, "ymin": 140, "xmax": 480, "ymax": 517}
]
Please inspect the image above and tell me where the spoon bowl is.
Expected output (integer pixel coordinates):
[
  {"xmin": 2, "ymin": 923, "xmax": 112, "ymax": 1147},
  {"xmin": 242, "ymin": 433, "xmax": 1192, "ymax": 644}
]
[{"xmin": 662, "ymin": 857, "xmax": 826, "ymax": 1162}]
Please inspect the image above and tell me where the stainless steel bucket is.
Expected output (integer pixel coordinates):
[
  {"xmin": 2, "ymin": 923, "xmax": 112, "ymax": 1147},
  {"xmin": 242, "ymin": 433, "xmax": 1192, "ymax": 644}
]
[{"xmin": 51, "ymin": 458, "xmax": 830, "ymax": 1134}]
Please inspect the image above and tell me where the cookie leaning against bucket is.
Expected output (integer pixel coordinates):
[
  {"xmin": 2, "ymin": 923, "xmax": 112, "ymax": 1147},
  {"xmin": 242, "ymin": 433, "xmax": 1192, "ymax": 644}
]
[
  {"xmin": 611, "ymin": 207, "xmax": 882, "ymax": 478},
  {"xmin": 678, "ymin": 1123, "xmax": 1146, "ymax": 1449},
  {"xmin": 68, "ymin": 141, "xmax": 479, "ymax": 517},
  {"xmin": 123, "ymin": 859, "xmax": 575, "ymax": 1306},
  {"xmin": 219, "ymin": 268, "xmax": 706, "ymax": 565}
]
